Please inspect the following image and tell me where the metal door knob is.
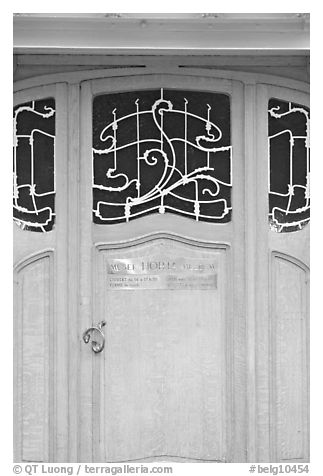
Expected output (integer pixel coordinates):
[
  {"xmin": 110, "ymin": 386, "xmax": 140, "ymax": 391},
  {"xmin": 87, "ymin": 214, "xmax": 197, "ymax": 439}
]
[{"xmin": 82, "ymin": 320, "xmax": 106, "ymax": 353}]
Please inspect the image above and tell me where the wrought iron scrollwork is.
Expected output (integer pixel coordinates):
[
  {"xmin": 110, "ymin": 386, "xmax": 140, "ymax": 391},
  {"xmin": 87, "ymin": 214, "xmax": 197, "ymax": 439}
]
[
  {"xmin": 13, "ymin": 98, "xmax": 56, "ymax": 232},
  {"xmin": 92, "ymin": 88, "xmax": 232, "ymax": 224},
  {"xmin": 268, "ymin": 98, "xmax": 310, "ymax": 232}
]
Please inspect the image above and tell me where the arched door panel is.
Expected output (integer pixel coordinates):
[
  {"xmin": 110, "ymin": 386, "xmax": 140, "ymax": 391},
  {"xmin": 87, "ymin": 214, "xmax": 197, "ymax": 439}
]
[
  {"xmin": 255, "ymin": 84, "xmax": 309, "ymax": 462},
  {"xmin": 13, "ymin": 83, "xmax": 69, "ymax": 462},
  {"xmin": 79, "ymin": 75, "xmax": 245, "ymax": 462}
]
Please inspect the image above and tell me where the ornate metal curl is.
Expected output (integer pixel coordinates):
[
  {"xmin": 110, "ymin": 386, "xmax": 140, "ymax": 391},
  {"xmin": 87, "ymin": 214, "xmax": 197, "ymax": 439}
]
[
  {"xmin": 92, "ymin": 88, "xmax": 232, "ymax": 224},
  {"xmin": 82, "ymin": 321, "xmax": 106, "ymax": 354},
  {"xmin": 13, "ymin": 99, "xmax": 56, "ymax": 232},
  {"xmin": 268, "ymin": 99, "xmax": 310, "ymax": 232}
]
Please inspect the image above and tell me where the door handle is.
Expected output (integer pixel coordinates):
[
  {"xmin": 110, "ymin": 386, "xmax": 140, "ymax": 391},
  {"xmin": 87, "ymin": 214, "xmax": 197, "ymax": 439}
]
[{"xmin": 82, "ymin": 320, "xmax": 106, "ymax": 353}]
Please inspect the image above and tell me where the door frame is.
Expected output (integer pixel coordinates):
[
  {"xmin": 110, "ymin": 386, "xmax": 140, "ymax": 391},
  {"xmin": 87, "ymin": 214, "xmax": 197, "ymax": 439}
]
[
  {"xmin": 13, "ymin": 66, "xmax": 309, "ymax": 463},
  {"xmin": 13, "ymin": 82, "xmax": 69, "ymax": 462}
]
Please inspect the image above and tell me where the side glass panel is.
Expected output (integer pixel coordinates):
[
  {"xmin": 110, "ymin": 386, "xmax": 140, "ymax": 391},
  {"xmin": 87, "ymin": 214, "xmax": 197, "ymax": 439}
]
[
  {"xmin": 92, "ymin": 89, "xmax": 232, "ymax": 224},
  {"xmin": 13, "ymin": 98, "xmax": 56, "ymax": 232},
  {"xmin": 268, "ymin": 98, "xmax": 310, "ymax": 233}
]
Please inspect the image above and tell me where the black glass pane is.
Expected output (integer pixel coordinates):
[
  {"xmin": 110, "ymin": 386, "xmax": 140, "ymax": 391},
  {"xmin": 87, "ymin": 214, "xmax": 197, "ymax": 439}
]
[
  {"xmin": 268, "ymin": 98, "xmax": 310, "ymax": 233},
  {"xmin": 92, "ymin": 89, "xmax": 232, "ymax": 224},
  {"xmin": 13, "ymin": 98, "xmax": 56, "ymax": 232}
]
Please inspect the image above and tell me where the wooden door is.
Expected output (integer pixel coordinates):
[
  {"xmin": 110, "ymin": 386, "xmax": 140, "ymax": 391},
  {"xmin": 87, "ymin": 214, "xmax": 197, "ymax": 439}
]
[
  {"xmin": 13, "ymin": 83, "xmax": 69, "ymax": 462},
  {"xmin": 78, "ymin": 74, "xmax": 246, "ymax": 463},
  {"xmin": 255, "ymin": 84, "xmax": 310, "ymax": 462},
  {"xmin": 13, "ymin": 71, "xmax": 310, "ymax": 464}
]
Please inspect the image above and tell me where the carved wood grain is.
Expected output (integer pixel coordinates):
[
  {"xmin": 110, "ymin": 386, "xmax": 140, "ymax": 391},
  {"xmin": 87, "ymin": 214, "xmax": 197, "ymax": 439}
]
[
  {"xmin": 14, "ymin": 251, "xmax": 54, "ymax": 462},
  {"xmin": 270, "ymin": 253, "xmax": 309, "ymax": 462},
  {"xmin": 94, "ymin": 234, "xmax": 231, "ymax": 462}
]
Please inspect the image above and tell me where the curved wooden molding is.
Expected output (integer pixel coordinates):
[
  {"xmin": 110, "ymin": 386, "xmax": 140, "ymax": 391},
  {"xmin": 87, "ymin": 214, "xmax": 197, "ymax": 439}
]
[
  {"xmin": 105, "ymin": 454, "xmax": 225, "ymax": 463},
  {"xmin": 14, "ymin": 248, "xmax": 55, "ymax": 273},
  {"xmin": 271, "ymin": 250, "xmax": 309, "ymax": 274},
  {"xmin": 14, "ymin": 68, "xmax": 309, "ymax": 94},
  {"xmin": 95, "ymin": 231, "xmax": 230, "ymax": 251}
]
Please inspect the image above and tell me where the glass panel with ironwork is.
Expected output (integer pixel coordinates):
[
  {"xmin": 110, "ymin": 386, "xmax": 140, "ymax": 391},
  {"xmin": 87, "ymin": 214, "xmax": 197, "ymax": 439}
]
[
  {"xmin": 13, "ymin": 98, "xmax": 56, "ymax": 232},
  {"xmin": 92, "ymin": 89, "xmax": 232, "ymax": 224},
  {"xmin": 268, "ymin": 98, "xmax": 310, "ymax": 233}
]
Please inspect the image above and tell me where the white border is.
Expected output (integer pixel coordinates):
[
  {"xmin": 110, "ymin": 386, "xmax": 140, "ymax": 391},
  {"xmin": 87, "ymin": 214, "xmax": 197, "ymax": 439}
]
[{"xmin": 3, "ymin": 3, "xmax": 318, "ymax": 476}]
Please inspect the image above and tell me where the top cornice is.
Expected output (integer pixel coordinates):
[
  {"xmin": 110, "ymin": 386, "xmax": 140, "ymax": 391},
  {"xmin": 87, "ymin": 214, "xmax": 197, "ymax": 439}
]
[{"xmin": 13, "ymin": 13, "xmax": 310, "ymax": 55}]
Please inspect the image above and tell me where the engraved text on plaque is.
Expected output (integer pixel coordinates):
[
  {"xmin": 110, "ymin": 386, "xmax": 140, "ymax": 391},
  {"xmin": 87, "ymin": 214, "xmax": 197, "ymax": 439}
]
[{"xmin": 107, "ymin": 258, "xmax": 218, "ymax": 290}]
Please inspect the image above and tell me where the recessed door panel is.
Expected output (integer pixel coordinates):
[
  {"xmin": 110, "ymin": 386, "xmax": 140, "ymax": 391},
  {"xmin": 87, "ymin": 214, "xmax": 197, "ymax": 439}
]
[
  {"xmin": 271, "ymin": 254, "xmax": 309, "ymax": 461},
  {"xmin": 96, "ymin": 237, "xmax": 229, "ymax": 462},
  {"xmin": 14, "ymin": 253, "xmax": 53, "ymax": 462}
]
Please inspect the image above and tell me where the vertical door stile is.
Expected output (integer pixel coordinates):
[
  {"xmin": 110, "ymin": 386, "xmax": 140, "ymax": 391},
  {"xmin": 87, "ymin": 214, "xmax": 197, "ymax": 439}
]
[
  {"xmin": 230, "ymin": 80, "xmax": 246, "ymax": 462},
  {"xmin": 255, "ymin": 83, "xmax": 271, "ymax": 462},
  {"xmin": 244, "ymin": 81, "xmax": 258, "ymax": 462},
  {"xmin": 66, "ymin": 82, "xmax": 82, "ymax": 462},
  {"xmin": 13, "ymin": 260, "xmax": 23, "ymax": 462},
  {"xmin": 54, "ymin": 82, "xmax": 69, "ymax": 462},
  {"xmin": 79, "ymin": 80, "xmax": 95, "ymax": 462}
]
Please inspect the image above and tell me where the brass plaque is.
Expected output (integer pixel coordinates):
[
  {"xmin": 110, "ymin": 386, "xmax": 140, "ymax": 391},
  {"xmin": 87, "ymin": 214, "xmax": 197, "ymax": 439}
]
[{"xmin": 107, "ymin": 258, "xmax": 218, "ymax": 290}]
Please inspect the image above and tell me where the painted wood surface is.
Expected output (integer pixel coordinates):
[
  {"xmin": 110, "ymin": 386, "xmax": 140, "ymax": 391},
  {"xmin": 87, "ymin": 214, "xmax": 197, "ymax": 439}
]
[
  {"xmin": 97, "ymin": 238, "xmax": 228, "ymax": 462},
  {"xmin": 13, "ymin": 54, "xmax": 309, "ymax": 83},
  {"xmin": 15, "ymin": 254, "xmax": 52, "ymax": 462},
  {"xmin": 79, "ymin": 75, "xmax": 246, "ymax": 462},
  {"xmin": 271, "ymin": 255, "xmax": 309, "ymax": 461},
  {"xmin": 13, "ymin": 68, "xmax": 309, "ymax": 463},
  {"xmin": 256, "ymin": 84, "xmax": 310, "ymax": 463},
  {"xmin": 13, "ymin": 83, "xmax": 69, "ymax": 463}
]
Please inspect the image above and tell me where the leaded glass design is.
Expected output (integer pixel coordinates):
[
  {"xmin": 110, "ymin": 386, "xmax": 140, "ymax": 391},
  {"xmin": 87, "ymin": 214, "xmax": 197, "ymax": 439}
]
[
  {"xmin": 13, "ymin": 98, "xmax": 56, "ymax": 232},
  {"xmin": 268, "ymin": 98, "xmax": 310, "ymax": 233},
  {"xmin": 92, "ymin": 89, "xmax": 232, "ymax": 224}
]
